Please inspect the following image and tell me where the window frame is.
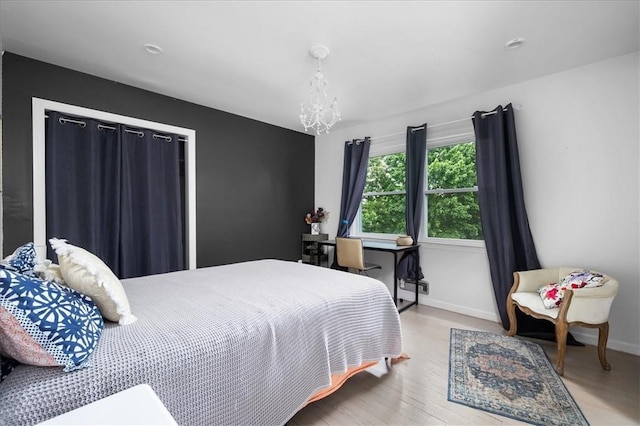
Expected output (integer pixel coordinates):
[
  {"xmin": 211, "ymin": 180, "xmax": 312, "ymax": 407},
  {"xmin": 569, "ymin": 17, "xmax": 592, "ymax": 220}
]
[
  {"xmin": 423, "ymin": 138, "xmax": 483, "ymax": 247},
  {"xmin": 353, "ymin": 124, "xmax": 484, "ymax": 248},
  {"xmin": 356, "ymin": 143, "xmax": 407, "ymax": 241}
]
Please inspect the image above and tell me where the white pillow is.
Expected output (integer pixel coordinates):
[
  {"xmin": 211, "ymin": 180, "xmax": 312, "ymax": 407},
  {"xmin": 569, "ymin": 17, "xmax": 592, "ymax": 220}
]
[
  {"xmin": 34, "ymin": 259, "xmax": 66, "ymax": 285},
  {"xmin": 49, "ymin": 238, "xmax": 137, "ymax": 325}
]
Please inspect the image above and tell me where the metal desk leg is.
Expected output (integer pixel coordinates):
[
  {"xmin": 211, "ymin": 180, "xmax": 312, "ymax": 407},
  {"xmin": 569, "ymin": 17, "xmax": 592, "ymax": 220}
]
[
  {"xmin": 393, "ymin": 252, "xmax": 398, "ymax": 306},
  {"xmin": 397, "ymin": 246, "xmax": 420, "ymax": 313},
  {"xmin": 414, "ymin": 247, "xmax": 420, "ymax": 306}
]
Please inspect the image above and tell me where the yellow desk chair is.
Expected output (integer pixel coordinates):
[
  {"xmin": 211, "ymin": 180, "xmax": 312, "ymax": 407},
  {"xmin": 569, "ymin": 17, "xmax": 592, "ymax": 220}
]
[{"xmin": 335, "ymin": 237, "xmax": 381, "ymax": 275}]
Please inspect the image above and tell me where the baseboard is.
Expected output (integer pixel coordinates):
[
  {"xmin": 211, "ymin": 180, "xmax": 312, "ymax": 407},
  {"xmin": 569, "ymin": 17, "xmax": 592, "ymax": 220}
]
[
  {"xmin": 396, "ymin": 288, "xmax": 500, "ymax": 323},
  {"xmin": 568, "ymin": 330, "xmax": 640, "ymax": 356},
  {"xmin": 419, "ymin": 298, "xmax": 501, "ymax": 323},
  {"xmin": 398, "ymin": 290, "xmax": 640, "ymax": 356}
]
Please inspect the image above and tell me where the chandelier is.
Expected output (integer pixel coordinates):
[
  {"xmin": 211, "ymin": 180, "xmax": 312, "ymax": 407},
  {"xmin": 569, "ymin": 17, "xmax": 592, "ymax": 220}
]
[{"xmin": 299, "ymin": 45, "xmax": 341, "ymax": 134}]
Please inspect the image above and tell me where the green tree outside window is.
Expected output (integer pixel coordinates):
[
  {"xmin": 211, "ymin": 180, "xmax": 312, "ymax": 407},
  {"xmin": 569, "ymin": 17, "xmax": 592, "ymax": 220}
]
[
  {"xmin": 362, "ymin": 153, "xmax": 406, "ymax": 234},
  {"xmin": 361, "ymin": 142, "xmax": 482, "ymax": 240}
]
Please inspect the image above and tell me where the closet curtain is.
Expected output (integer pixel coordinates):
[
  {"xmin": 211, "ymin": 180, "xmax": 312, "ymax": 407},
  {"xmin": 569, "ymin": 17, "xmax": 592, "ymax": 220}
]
[
  {"xmin": 337, "ymin": 138, "xmax": 371, "ymax": 237},
  {"xmin": 119, "ymin": 127, "xmax": 184, "ymax": 278},
  {"xmin": 397, "ymin": 124, "xmax": 426, "ymax": 282},
  {"xmin": 45, "ymin": 111, "xmax": 184, "ymax": 279}
]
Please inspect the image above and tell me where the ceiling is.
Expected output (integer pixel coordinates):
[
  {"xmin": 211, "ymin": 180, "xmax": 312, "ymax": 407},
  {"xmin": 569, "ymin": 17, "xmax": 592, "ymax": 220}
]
[{"xmin": 1, "ymin": 1, "xmax": 638, "ymax": 133}]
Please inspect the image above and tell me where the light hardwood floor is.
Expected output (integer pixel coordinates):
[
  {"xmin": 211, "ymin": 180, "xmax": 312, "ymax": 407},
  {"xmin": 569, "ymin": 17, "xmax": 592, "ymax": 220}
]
[{"xmin": 289, "ymin": 305, "xmax": 640, "ymax": 425}]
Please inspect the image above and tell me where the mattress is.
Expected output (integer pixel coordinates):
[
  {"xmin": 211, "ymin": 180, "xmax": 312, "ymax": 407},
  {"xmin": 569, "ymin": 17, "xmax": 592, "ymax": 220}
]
[{"xmin": 0, "ymin": 259, "xmax": 403, "ymax": 425}]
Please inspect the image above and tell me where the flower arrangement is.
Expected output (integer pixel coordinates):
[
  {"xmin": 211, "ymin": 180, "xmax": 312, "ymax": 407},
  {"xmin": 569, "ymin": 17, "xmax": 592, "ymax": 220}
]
[{"xmin": 305, "ymin": 207, "xmax": 330, "ymax": 224}]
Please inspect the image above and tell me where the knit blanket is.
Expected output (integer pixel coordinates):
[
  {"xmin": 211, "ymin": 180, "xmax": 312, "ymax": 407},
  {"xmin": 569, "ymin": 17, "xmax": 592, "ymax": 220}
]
[{"xmin": 0, "ymin": 259, "xmax": 402, "ymax": 425}]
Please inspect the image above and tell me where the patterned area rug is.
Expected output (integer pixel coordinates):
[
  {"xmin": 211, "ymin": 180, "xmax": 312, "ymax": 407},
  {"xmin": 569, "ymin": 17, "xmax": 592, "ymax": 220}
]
[{"xmin": 448, "ymin": 328, "xmax": 589, "ymax": 426}]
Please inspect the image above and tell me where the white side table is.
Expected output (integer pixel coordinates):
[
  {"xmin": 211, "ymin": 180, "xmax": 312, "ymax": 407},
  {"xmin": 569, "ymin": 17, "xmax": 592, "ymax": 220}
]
[{"xmin": 39, "ymin": 384, "xmax": 177, "ymax": 425}]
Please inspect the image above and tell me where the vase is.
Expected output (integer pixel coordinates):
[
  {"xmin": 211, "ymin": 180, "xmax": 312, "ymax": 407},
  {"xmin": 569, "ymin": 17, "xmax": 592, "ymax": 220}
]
[
  {"xmin": 396, "ymin": 235, "xmax": 414, "ymax": 246},
  {"xmin": 310, "ymin": 223, "xmax": 320, "ymax": 235}
]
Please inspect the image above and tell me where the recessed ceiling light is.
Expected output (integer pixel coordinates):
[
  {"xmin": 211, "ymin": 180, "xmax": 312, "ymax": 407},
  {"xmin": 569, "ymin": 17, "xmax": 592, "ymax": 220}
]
[
  {"xmin": 143, "ymin": 44, "xmax": 163, "ymax": 55},
  {"xmin": 505, "ymin": 38, "xmax": 525, "ymax": 49}
]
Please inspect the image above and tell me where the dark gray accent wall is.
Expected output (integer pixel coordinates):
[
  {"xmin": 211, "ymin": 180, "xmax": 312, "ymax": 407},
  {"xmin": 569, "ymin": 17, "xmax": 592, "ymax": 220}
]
[{"xmin": 2, "ymin": 53, "xmax": 314, "ymax": 266}]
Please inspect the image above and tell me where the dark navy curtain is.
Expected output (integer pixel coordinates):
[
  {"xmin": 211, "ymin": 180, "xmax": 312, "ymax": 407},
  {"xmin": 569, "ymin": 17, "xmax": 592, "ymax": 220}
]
[
  {"xmin": 119, "ymin": 128, "xmax": 184, "ymax": 278},
  {"xmin": 337, "ymin": 138, "xmax": 371, "ymax": 237},
  {"xmin": 45, "ymin": 112, "xmax": 184, "ymax": 278},
  {"xmin": 473, "ymin": 104, "xmax": 581, "ymax": 344},
  {"xmin": 46, "ymin": 112, "xmax": 122, "ymax": 272},
  {"xmin": 472, "ymin": 104, "xmax": 550, "ymax": 332},
  {"xmin": 397, "ymin": 124, "xmax": 426, "ymax": 282}
]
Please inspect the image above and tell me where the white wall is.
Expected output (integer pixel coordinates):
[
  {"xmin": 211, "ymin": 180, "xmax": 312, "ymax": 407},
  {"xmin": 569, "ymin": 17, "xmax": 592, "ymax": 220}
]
[{"xmin": 315, "ymin": 52, "xmax": 640, "ymax": 355}]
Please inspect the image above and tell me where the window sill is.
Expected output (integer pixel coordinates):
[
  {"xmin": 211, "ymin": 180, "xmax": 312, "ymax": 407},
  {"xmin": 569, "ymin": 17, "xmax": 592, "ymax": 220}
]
[
  {"xmin": 353, "ymin": 233, "xmax": 398, "ymax": 242},
  {"xmin": 419, "ymin": 237, "xmax": 485, "ymax": 249},
  {"xmin": 353, "ymin": 233, "xmax": 485, "ymax": 249}
]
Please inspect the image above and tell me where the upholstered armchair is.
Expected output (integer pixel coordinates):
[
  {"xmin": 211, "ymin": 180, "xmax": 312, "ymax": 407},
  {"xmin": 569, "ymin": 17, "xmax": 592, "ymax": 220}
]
[{"xmin": 506, "ymin": 267, "xmax": 619, "ymax": 375}]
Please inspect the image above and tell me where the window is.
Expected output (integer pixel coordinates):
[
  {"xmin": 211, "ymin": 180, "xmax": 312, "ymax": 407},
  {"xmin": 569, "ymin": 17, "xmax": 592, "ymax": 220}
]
[
  {"xmin": 361, "ymin": 152, "xmax": 406, "ymax": 234},
  {"xmin": 425, "ymin": 142, "xmax": 482, "ymax": 240},
  {"xmin": 358, "ymin": 137, "xmax": 482, "ymax": 242}
]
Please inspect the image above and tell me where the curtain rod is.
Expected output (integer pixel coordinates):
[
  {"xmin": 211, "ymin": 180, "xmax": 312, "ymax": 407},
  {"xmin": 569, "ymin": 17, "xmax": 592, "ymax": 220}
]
[
  {"xmin": 372, "ymin": 106, "xmax": 511, "ymax": 141},
  {"xmin": 471, "ymin": 107, "xmax": 509, "ymax": 119},
  {"xmin": 98, "ymin": 123, "xmax": 172, "ymax": 140},
  {"xmin": 45, "ymin": 114, "xmax": 187, "ymax": 142},
  {"xmin": 346, "ymin": 136, "xmax": 371, "ymax": 145}
]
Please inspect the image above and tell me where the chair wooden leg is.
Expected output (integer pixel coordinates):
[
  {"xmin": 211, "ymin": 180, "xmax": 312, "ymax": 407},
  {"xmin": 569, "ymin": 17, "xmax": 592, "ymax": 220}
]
[
  {"xmin": 506, "ymin": 298, "xmax": 517, "ymax": 337},
  {"xmin": 555, "ymin": 321, "xmax": 568, "ymax": 376},
  {"xmin": 597, "ymin": 322, "xmax": 611, "ymax": 371}
]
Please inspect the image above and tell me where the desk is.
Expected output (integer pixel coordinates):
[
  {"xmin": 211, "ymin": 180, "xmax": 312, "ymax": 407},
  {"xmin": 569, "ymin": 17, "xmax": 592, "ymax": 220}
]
[{"xmin": 316, "ymin": 239, "xmax": 420, "ymax": 313}]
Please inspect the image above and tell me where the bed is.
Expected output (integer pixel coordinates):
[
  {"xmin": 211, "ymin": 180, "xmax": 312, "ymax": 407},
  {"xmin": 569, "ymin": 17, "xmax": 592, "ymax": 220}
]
[{"xmin": 0, "ymin": 259, "xmax": 403, "ymax": 425}]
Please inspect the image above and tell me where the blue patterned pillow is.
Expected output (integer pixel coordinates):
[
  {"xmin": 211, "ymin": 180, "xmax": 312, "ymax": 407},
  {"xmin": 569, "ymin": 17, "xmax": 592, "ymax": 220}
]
[
  {"xmin": 0, "ymin": 269, "xmax": 104, "ymax": 372},
  {"xmin": 2, "ymin": 242, "xmax": 39, "ymax": 278}
]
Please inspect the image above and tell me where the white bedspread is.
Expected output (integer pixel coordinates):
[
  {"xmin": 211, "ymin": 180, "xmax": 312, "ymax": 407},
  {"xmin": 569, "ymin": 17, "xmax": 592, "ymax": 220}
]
[{"xmin": 0, "ymin": 259, "xmax": 403, "ymax": 425}]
